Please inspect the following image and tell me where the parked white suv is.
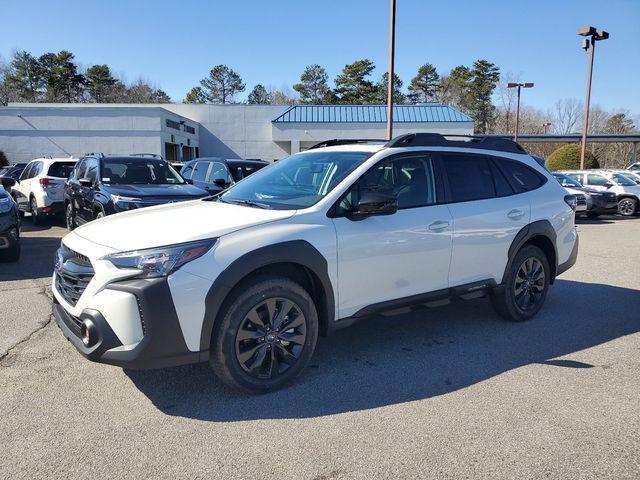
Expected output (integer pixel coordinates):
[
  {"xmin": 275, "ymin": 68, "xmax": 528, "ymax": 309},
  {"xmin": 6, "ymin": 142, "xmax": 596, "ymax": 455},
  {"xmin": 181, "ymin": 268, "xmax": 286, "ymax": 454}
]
[
  {"xmin": 52, "ymin": 134, "xmax": 578, "ymax": 392},
  {"xmin": 561, "ymin": 169, "xmax": 640, "ymax": 216},
  {"xmin": 12, "ymin": 157, "xmax": 77, "ymax": 224}
]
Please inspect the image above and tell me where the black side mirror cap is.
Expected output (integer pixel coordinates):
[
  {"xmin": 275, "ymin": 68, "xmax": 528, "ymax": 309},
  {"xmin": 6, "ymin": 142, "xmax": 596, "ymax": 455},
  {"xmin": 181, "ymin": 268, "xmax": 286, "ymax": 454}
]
[
  {"xmin": 213, "ymin": 178, "xmax": 228, "ymax": 187},
  {"xmin": 348, "ymin": 191, "xmax": 398, "ymax": 220},
  {"xmin": 604, "ymin": 182, "xmax": 614, "ymax": 188}
]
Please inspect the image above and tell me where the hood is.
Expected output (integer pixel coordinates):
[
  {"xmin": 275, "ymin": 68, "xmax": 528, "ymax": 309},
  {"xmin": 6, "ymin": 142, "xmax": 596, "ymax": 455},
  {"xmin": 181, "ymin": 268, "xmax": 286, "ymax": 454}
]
[
  {"xmin": 73, "ymin": 199, "xmax": 296, "ymax": 251},
  {"xmin": 563, "ymin": 187, "xmax": 585, "ymax": 196},
  {"xmin": 102, "ymin": 183, "xmax": 208, "ymax": 199}
]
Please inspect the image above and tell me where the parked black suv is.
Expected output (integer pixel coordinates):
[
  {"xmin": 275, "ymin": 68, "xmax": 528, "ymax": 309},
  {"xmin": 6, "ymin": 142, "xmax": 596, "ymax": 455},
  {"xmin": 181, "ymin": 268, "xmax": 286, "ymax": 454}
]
[
  {"xmin": 180, "ymin": 157, "xmax": 269, "ymax": 194},
  {"xmin": 0, "ymin": 179, "xmax": 20, "ymax": 262},
  {"xmin": 64, "ymin": 154, "xmax": 208, "ymax": 230}
]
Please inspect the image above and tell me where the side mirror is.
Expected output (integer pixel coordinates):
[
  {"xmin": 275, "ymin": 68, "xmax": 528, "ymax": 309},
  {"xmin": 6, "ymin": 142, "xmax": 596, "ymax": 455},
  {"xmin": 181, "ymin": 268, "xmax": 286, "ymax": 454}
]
[
  {"xmin": 213, "ymin": 178, "xmax": 228, "ymax": 187},
  {"xmin": 604, "ymin": 182, "xmax": 614, "ymax": 189},
  {"xmin": 1, "ymin": 177, "xmax": 16, "ymax": 189},
  {"xmin": 79, "ymin": 178, "xmax": 93, "ymax": 188},
  {"xmin": 348, "ymin": 191, "xmax": 398, "ymax": 220}
]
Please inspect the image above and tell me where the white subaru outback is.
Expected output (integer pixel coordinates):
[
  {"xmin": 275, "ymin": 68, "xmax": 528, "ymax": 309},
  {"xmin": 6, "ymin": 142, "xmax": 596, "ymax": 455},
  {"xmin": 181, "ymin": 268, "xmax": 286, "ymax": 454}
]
[{"xmin": 52, "ymin": 134, "xmax": 579, "ymax": 392}]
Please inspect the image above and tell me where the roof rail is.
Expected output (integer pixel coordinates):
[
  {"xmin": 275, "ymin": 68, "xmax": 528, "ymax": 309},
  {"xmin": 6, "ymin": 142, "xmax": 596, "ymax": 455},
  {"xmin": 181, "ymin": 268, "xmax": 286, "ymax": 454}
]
[
  {"xmin": 386, "ymin": 133, "xmax": 527, "ymax": 154},
  {"xmin": 307, "ymin": 139, "xmax": 386, "ymax": 150},
  {"xmin": 84, "ymin": 152, "xmax": 105, "ymax": 158}
]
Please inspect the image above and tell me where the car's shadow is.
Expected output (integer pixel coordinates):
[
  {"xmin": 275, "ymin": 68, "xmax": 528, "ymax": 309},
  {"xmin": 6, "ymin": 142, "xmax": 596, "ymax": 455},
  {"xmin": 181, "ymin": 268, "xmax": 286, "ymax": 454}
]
[{"xmin": 126, "ymin": 280, "xmax": 640, "ymax": 421}]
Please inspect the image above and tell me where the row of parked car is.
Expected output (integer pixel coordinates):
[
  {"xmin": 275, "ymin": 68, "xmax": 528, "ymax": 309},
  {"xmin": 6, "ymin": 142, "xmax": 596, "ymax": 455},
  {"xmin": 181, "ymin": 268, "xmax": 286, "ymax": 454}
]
[{"xmin": 0, "ymin": 154, "xmax": 268, "ymax": 261}]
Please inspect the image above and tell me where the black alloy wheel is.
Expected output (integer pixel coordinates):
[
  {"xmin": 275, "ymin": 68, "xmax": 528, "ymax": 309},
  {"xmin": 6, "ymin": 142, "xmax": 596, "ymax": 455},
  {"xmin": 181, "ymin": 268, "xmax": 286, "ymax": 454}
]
[
  {"xmin": 235, "ymin": 297, "xmax": 307, "ymax": 380},
  {"xmin": 65, "ymin": 203, "xmax": 76, "ymax": 231},
  {"xmin": 513, "ymin": 257, "xmax": 546, "ymax": 312}
]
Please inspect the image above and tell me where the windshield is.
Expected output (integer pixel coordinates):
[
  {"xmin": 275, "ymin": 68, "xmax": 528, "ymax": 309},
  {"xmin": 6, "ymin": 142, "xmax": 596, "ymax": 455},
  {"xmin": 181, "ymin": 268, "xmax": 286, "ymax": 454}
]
[
  {"xmin": 47, "ymin": 162, "xmax": 76, "ymax": 179},
  {"xmin": 611, "ymin": 173, "xmax": 637, "ymax": 186},
  {"xmin": 554, "ymin": 173, "xmax": 582, "ymax": 188},
  {"xmin": 220, "ymin": 151, "xmax": 373, "ymax": 209},
  {"xmin": 101, "ymin": 159, "xmax": 185, "ymax": 185}
]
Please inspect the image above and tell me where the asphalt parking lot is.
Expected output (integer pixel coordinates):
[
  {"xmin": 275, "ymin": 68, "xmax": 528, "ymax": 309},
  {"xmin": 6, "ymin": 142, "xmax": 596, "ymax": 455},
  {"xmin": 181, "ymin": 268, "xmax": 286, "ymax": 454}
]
[{"xmin": 1, "ymin": 215, "xmax": 639, "ymax": 479}]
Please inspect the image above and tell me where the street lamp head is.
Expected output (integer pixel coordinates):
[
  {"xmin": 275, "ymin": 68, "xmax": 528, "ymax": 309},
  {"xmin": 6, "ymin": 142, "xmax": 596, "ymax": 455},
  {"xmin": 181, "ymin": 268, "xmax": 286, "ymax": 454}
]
[
  {"xmin": 523, "ymin": 83, "xmax": 534, "ymax": 88},
  {"xmin": 578, "ymin": 26, "xmax": 597, "ymax": 37},
  {"xmin": 595, "ymin": 30, "xmax": 609, "ymax": 41},
  {"xmin": 507, "ymin": 83, "xmax": 519, "ymax": 88}
]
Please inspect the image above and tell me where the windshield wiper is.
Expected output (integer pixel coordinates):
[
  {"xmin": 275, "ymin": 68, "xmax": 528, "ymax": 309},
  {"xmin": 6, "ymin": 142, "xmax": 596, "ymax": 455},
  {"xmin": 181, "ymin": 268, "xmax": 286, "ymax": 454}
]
[{"xmin": 223, "ymin": 198, "xmax": 270, "ymax": 209}]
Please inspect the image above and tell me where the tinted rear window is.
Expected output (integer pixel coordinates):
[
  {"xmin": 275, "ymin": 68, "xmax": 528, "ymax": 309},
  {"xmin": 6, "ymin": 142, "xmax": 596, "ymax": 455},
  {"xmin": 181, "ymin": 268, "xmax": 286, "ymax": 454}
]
[
  {"xmin": 47, "ymin": 162, "xmax": 76, "ymax": 179},
  {"xmin": 500, "ymin": 160, "xmax": 545, "ymax": 191},
  {"xmin": 443, "ymin": 155, "xmax": 495, "ymax": 202}
]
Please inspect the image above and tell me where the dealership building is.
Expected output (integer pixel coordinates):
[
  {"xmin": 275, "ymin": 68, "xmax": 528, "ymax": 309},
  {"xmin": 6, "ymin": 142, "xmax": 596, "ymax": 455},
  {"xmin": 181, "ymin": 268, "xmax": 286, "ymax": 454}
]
[{"xmin": 0, "ymin": 103, "xmax": 474, "ymax": 163}]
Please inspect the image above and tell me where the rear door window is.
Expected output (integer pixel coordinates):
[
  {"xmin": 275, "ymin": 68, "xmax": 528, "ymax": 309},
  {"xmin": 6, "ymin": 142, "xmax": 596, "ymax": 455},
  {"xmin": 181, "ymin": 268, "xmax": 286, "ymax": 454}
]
[
  {"xmin": 442, "ymin": 155, "xmax": 495, "ymax": 202},
  {"xmin": 499, "ymin": 160, "xmax": 545, "ymax": 192}
]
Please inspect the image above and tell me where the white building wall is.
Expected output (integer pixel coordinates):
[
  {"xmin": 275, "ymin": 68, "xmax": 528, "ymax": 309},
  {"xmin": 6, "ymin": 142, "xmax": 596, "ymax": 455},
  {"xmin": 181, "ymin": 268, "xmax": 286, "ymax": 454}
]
[{"xmin": 0, "ymin": 105, "xmax": 198, "ymax": 163}]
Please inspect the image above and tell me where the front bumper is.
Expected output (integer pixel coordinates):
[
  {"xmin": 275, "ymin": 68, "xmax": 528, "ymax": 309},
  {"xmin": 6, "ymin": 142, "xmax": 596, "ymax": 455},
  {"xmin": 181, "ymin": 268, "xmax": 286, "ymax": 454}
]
[{"xmin": 52, "ymin": 277, "xmax": 204, "ymax": 369}]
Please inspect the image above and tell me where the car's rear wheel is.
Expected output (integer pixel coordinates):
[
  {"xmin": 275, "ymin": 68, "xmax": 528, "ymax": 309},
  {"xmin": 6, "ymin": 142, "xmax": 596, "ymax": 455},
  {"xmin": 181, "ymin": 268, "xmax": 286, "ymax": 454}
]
[
  {"xmin": 617, "ymin": 197, "xmax": 637, "ymax": 216},
  {"xmin": 65, "ymin": 203, "xmax": 76, "ymax": 231},
  {"xmin": 210, "ymin": 275, "xmax": 319, "ymax": 393},
  {"xmin": 30, "ymin": 197, "xmax": 41, "ymax": 225},
  {"xmin": 491, "ymin": 244, "xmax": 550, "ymax": 322}
]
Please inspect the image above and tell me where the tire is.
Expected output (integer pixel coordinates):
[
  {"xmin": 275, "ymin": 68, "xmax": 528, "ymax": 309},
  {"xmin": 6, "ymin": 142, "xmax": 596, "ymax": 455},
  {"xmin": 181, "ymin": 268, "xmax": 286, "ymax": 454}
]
[
  {"xmin": 65, "ymin": 203, "xmax": 76, "ymax": 231},
  {"xmin": 617, "ymin": 197, "xmax": 637, "ymax": 216},
  {"xmin": 30, "ymin": 197, "xmax": 41, "ymax": 226},
  {"xmin": 95, "ymin": 208, "xmax": 105, "ymax": 220},
  {"xmin": 0, "ymin": 228, "xmax": 20, "ymax": 262},
  {"xmin": 491, "ymin": 244, "xmax": 550, "ymax": 322},
  {"xmin": 210, "ymin": 275, "xmax": 319, "ymax": 393}
]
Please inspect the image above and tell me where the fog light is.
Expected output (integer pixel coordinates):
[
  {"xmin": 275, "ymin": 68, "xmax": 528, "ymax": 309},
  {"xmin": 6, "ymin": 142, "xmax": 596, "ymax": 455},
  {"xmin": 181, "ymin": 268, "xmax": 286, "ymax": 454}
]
[{"xmin": 80, "ymin": 319, "xmax": 98, "ymax": 347}]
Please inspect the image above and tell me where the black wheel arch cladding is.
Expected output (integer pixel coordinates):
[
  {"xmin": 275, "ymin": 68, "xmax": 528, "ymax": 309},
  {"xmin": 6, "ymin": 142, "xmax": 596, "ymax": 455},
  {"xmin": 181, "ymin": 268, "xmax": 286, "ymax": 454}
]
[
  {"xmin": 503, "ymin": 220, "xmax": 558, "ymax": 284},
  {"xmin": 200, "ymin": 240, "xmax": 335, "ymax": 352}
]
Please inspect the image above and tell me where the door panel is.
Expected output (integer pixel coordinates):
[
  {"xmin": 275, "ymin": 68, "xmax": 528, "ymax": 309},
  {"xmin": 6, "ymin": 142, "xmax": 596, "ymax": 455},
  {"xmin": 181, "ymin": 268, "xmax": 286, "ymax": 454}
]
[
  {"xmin": 332, "ymin": 154, "xmax": 452, "ymax": 318},
  {"xmin": 333, "ymin": 205, "xmax": 453, "ymax": 317},
  {"xmin": 447, "ymin": 196, "xmax": 530, "ymax": 285}
]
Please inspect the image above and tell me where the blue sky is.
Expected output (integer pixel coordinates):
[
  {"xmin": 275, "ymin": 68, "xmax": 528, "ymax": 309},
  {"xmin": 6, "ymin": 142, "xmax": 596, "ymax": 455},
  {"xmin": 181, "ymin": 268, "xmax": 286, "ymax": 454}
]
[{"xmin": 2, "ymin": 0, "xmax": 638, "ymax": 114}]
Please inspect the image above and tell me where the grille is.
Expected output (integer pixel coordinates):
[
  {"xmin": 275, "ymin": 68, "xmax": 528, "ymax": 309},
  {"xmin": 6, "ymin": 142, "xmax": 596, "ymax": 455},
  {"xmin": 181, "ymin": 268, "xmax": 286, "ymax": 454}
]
[
  {"xmin": 54, "ymin": 246, "xmax": 94, "ymax": 306},
  {"xmin": 576, "ymin": 195, "xmax": 587, "ymax": 206}
]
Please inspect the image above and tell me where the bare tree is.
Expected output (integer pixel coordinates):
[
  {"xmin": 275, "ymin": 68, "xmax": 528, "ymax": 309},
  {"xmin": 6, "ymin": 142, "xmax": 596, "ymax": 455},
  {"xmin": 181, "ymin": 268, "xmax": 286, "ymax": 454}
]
[
  {"xmin": 549, "ymin": 98, "xmax": 583, "ymax": 134},
  {"xmin": 494, "ymin": 72, "xmax": 521, "ymax": 134}
]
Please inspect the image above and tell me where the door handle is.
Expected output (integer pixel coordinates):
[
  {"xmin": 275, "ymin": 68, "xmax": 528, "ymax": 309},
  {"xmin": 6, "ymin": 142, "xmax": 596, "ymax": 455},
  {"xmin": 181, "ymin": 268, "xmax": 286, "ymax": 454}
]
[
  {"xmin": 507, "ymin": 209, "xmax": 525, "ymax": 220},
  {"xmin": 428, "ymin": 220, "xmax": 450, "ymax": 232}
]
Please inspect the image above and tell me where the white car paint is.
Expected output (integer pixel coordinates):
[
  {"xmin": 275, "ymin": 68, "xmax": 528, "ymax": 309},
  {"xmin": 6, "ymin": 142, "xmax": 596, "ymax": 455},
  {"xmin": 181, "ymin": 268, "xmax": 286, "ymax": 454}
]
[
  {"xmin": 12, "ymin": 157, "xmax": 76, "ymax": 212},
  {"xmin": 54, "ymin": 142, "xmax": 577, "ymax": 356}
]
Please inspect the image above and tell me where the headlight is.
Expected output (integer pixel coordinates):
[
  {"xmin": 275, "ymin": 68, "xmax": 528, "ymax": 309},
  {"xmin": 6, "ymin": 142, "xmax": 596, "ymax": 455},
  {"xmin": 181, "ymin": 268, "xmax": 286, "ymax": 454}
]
[
  {"xmin": 111, "ymin": 194, "xmax": 143, "ymax": 209},
  {"xmin": 0, "ymin": 196, "xmax": 13, "ymax": 214},
  {"xmin": 102, "ymin": 239, "xmax": 216, "ymax": 278}
]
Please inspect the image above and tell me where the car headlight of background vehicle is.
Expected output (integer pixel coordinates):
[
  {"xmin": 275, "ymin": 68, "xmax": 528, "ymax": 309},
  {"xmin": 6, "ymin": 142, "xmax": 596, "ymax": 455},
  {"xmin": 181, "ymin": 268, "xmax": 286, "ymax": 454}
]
[
  {"xmin": 102, "ymin": 239, "xmax": 216, "ymax": 278},
  {"xmin": 0, "ymin": 196, "xmax": 13, "ymax": 214},
  {"xmin": 111, "ymin": 194, "xmax": 142, "ymax": 209}
]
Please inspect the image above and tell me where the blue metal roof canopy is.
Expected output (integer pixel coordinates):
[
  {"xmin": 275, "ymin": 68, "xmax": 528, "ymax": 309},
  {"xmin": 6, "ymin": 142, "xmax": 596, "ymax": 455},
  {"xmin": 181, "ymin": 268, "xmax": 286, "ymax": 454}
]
[{"xmin": 272, "ymin": 104, "xmax": 473, "ymax": 123}]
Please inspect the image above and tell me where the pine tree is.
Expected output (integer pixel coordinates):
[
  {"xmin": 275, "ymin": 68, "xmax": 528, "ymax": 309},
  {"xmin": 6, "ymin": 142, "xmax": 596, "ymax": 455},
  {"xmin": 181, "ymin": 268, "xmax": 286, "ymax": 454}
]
[{"xmin": 293, "ymin": 64, "xmax": 330, "ymax": 103}]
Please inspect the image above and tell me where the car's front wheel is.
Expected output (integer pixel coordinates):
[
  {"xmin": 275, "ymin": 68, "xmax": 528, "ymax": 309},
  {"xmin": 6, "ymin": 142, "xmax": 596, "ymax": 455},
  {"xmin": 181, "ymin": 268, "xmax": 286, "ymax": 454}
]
[
  {"xmin": 210, "ymin": 275, "xmax": 319, "ymax": 393},
  {"xmin": 491, "ymin": 244, "xmax": 550, "ymax": 322},
  {"xmin": 65, "ymin": 203, "xmax": 76, "ymax": 231},
  {"xmin": 617, "ymin": 197, "xmax": 637, "ymax": 216}
]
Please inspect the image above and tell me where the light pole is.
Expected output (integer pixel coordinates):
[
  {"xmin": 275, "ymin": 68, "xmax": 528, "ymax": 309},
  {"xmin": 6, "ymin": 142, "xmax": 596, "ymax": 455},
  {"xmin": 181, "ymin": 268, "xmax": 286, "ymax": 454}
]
[
  {"xmin": 541, "ymin": 122, "xmax": 552, "ymax": 134},
  {"xmin": 386, "ymin": 0, "xmax": 396, "ymax": 141},
  {"xmin": 507, "ymin": 82, "xmax": 534, "ymax": 142},
  {"xmin": 578, "ymin": 26, "xmax": 609, "ymax": 169}
]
